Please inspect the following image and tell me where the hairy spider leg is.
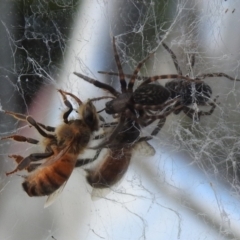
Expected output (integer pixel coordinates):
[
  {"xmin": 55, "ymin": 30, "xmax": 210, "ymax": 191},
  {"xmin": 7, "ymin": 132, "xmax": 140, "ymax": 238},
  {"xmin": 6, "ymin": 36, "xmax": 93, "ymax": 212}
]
[
  {"xmin": 127, "ymin": 102, "xmax": 183, "ymax": 127},
  {"xmin": 179, "ymin": 96, "xmax": 219, "ymax": 121},
  {"xmin": 140, "ymin": 74, "xmax": 202, "ymax": 87},
  {"xmin": 196, "ymin": 73, "xmax": 240, "ymax": 81},
  {"xmin": 110, "ymin": 36, "xmax": 159, "ymax": 92},
  {"xmin": 73, "ymin": 72, "xmax": 120, "ymax": 97},
  {"xmin": 98, "ymin": 38, "xmax": 184, "ymax": 80},
  {"xmin": 160, "ymin": 38, "xmax": 195, "ymax": 75},
  {"xmin": 99, "ymin": 40, "xmax": 240, "ymax": 84},
  {"xmin": 159, "ymin": 38, "xmax": 183, "ymax": 75},
  {"xmin": 112, "ymin": 37, "xmax": 127, "ymax": 93},
  {"xmin": 127, "ymin": 46, "xmax": 157, "ymax": 91},
  {"xmin": 161, "ymin": 40, "xmax": 240, "ymax": 82}
]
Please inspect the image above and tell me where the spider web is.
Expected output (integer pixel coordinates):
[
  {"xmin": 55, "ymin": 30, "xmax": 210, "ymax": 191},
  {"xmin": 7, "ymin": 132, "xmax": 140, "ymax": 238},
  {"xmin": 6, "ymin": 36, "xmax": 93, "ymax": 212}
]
[{"xmin": 0, "ymin": 0, "xmax": 240, "ymax": 239}]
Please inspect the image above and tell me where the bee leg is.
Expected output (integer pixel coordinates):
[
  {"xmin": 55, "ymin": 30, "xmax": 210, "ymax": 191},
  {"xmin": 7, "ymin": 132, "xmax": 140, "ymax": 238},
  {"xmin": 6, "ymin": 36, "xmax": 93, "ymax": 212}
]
[
  {"xmin": 26, "ymin": 116, "xmax": 55, "ymax": 139},
  {"xmin": 4, "ymin": 111, "xmax": 55, "ymax": 139},
  {"xmin": 93, "ymin": 133, "xmax": 106, "ymax": 140},
  {"xmin": 6, "ymin": 150, "xmax": 54, "ymax": 176},
  {"xmin": 90, "ymin": 115, "xmax": 126, "ymax": 149},
  {"xmin": 37, "ymin": 123, "xmax": 55, "ymax": 132},
  {"xmin": 58, "ymin": 89, "xmax": 74, "ymax": 123},
  {"xmin": 100, "ymin": 122, "xmax": 118, "ymax": 128},
  {"xmin": 1, "ymin": 135, "xmax": 39, "ymax": 144},
  {"xmin": 8, "ymin": 155, "xmax": 41, "ymax": 172},
  {"xmin": 75, "ymin": 148, "xmax": 102, "ymax": 167},
  {"xmin": 58, "ymin": 89, "xmax": 83, "ymax": 105},
  {"xmin": 150, "ymin": 118, "xmax": 166, "ymax": 136},
  {"xmin": 8, "ymin": 154, "xmax": 24, "ymax": 163},
  {"xmin": 4, "ymin": 111, "xmax": 29, "ymax": 122},
  {"xmin": 26, "ymin": 163, "xmax": 41, "ymax": 172}
]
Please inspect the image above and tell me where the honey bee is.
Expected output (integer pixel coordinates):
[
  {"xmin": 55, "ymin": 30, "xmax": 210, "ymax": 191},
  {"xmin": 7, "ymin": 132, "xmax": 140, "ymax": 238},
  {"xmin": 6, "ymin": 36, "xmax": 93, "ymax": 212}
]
[
  {"xmin": 76, "ymin": 119, "xmax": 155, "ymax": 189},
  {"xmin": 2, "ymin": 89, "xmax": 107, "ymax": 203}
]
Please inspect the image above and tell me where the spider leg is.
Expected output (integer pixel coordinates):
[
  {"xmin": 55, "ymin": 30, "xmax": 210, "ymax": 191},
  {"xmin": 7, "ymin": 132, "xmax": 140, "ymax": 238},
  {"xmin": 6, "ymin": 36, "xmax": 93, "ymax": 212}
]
[
  {"xmin": 74, "ymin": 72, "xmax": 120, "ymax": 97},
  {"xmin": 128, "ymin": 47, "xmax": 157, "ymax": 91},
  {"xmin": 134, "ymin": 97, "xmax": 181, "ymax": 112},
  {"xmin": 4, "ymin": 111, "xmax": 55, "ymax": 139},
  {"xmin": 160, "ymin": 38, "xmax": 183, "ymax": 75},
  {"xmin": 134, "ymin": 98, "xmax": 180, "ymax": 127},
  {"xmin": 98, "ymin": 71, "xmax": 137, "ymax": 79},
  {"xmin": 1, "ymin": 135, "xmax": 39, "ymax": 144},
  {"xmin": 99, "ymin": 68, "xmax": 240, "ymax": 84},
  {"xmin": 182, "ymin": 96, "xmax": 219, "ymax": 121},
  {"xmin": 101, "ymin": 135, "xmax": 153, "ymax": 149},
  {"xmin": 140, "ymin": 74, "xmax": 202, "ymax": 87},
  {"xmin": 112, "ymin": 36, "xmax": 127, "ymax": 93},
  {"xmin": 97, "ymin": 39, "xmax": 187, "ymax": 82},
  {"xmin": 190, "ymin": 54, "xmax": 195, "ymax": 68},
  {"xmin": 196, "ymin": 73, "xmax": 240, "ymax": 81},
  {"xmin": 135, "ymin": 104, "xmax": 183, "ymax": 127}
]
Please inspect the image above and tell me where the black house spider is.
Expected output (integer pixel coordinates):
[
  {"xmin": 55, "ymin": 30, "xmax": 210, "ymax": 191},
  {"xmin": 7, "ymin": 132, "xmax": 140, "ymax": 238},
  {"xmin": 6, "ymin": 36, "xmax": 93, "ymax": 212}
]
[
  {"xmin": 74, "ymin": 37, "xmax": 187, "ymax": 147},
  {"xmin": 74, "ymin": 37, "xmax": 224, "ymax": 145},
  {"xmin": 98, "ymin": 38, "xmax": 233, "ymax": 122}
]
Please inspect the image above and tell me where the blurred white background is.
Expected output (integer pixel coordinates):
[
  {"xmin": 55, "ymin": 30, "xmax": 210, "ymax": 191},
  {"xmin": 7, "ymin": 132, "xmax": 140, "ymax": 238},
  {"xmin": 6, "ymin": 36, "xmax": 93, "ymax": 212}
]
[{"xmin": 0, "ymin": 0, "xmax": 240, "ymax": 239}]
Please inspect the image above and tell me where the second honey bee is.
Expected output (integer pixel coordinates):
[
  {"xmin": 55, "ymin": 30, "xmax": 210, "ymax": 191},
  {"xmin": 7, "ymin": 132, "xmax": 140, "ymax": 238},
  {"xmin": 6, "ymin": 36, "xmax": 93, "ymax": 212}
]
[
  {"xmin": 76, "ymin": 118, "xmax": 155, "ymax": 189},
  {"xmin": 2, "ymin": 90, "xmax": 103, "ymax": 201}
]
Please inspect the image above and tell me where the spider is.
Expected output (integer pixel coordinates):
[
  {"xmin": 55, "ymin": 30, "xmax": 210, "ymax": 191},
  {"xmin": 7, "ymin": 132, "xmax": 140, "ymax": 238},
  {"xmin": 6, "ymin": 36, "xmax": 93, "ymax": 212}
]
[
  {"xmin": 74, "ymin": 37, "xmax": 188, "ymax": 148},
  {"xmin": 98, "ymin": 38, "xmax": 234, "ymax": 122},
  {"xmin": 74, "ymin": 37, "xmax": 223, "ymax": 146}
]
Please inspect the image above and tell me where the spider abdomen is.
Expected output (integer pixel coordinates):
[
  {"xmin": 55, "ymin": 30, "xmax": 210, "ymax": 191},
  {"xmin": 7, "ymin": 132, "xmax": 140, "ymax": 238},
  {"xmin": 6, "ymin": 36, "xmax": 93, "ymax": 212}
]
[
  {"xmin": 133, "ymin": 84, "xmax": 170, "ymax": 105},
  {"xmin": 165, "ymin": 80, "xmax": 212, "ymax": 105}
]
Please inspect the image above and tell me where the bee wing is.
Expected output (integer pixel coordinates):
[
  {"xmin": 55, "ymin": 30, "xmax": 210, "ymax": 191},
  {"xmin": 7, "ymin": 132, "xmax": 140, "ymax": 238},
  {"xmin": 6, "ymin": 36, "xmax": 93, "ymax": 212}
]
[
  {"xmin": 44, "ymin": 181, "xmax": 67, "ymax": 208},
  {"xmin": 90, "ymin": 179, "xmax": 126, "ymax": 201},
  {"xmin": 42, "ymin": 146, "xmax": 70, "ymax": 167},
  {"xmin": 133, "ymin": 141, "xmax": 156, "ymax": 156},
  {"xmin": 91, "ymin": 187, "xmax": 112, "ymax": 201}
]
